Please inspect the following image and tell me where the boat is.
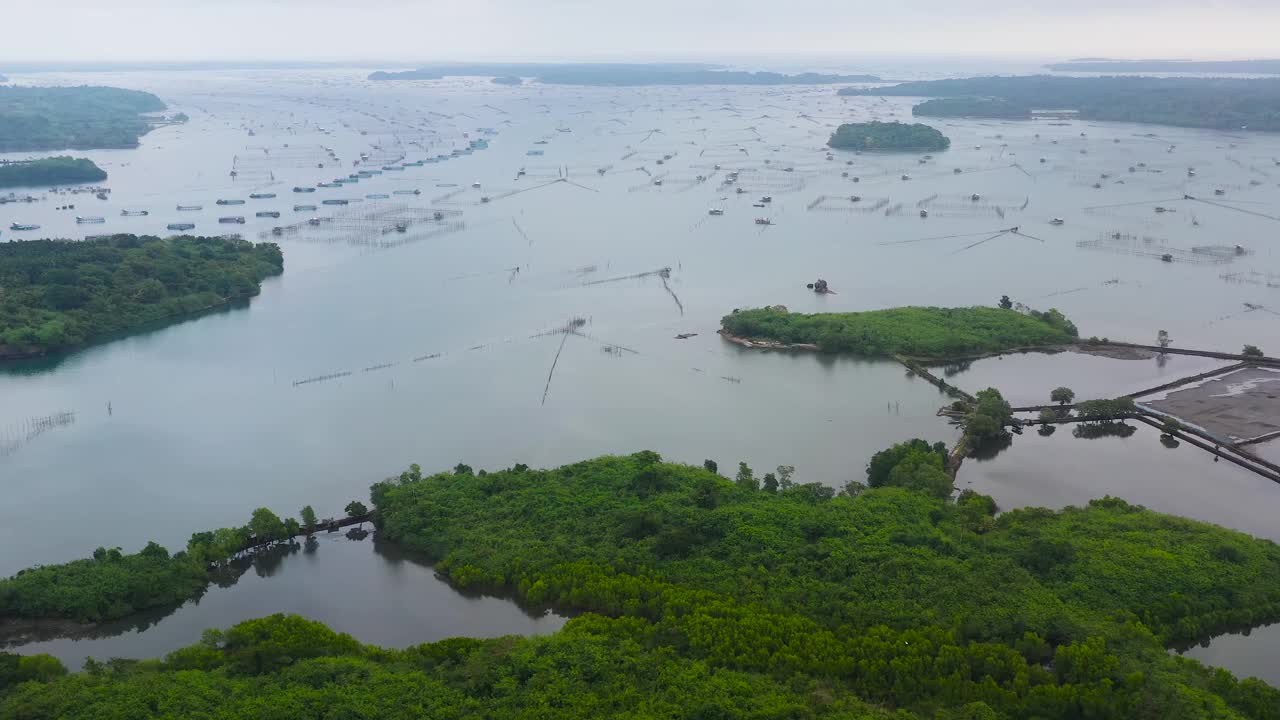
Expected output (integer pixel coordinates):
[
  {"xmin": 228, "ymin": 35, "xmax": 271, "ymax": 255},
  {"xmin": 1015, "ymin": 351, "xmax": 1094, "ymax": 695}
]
[
  {"xmin": 901, "ymin": 174, "xmax": 911, "ymax": 181},
  {"xmin": 216, "ymin": 199, "xmax": 245, "ymax": 206},
  {"xmin": 75, "ymin": 216, "xmax": 105, "ymax": 224},
  {"xmin": 318, "ymin": 182, "xmax": 341, "ymax": 188},
  {"xmin": 433, "ymin": 211, "xmax": 444, "ymax": 221},
  {"xmin": 753, "ymin": 203, "xmax": 765, "ymax": 208},
  {"xmin": 392, "ymin": 189, "xmax": 421, "ymax": 195},
  {"xmin": 383, "ymin": 166, "xmax": 404, "ymax": 171},
  {"xmin": 218, "ymin": 216, "xmax": 246, "ymax": 224},
  {"xmin": 653, "ymin": 179, "xmax": 663, "ymax": 186},
  {"xmin": 850, "ymin": 196, "xmax": 862, "ymax": 202},
  {"xmin": 9, "ymin": 223, "xmax": 39, "ymax": 231},
  {"xmin": 167, "ymin": 222, "xmax": 196, "ymax": 231},
  {"xmin": 293, "ymin": 186, "xmax": 316, "ymax": 193},
  {"xmin": 1050, "ymin": 218, "xmax": 1065, "ymax": 225},
  {"xmin": 970, "ymin": 194, "xmax": 981, "ymax": 201},
  {"xmin": 255, "ymin": 211, "xmax": 281, "ymax": 218},
  {"xmin": 176, "ymin": 204, "xmax": 203, "ymax": 211},
  {"xmin": 249, "ymin": 193, "xmax": 276, "ymax": 199},
  {"xmin": 759, "ymin": 196, "xmax": 772, "ymax": 203},
  {"xmin": 472, "ymin": 182, "xmax": 481, "ymax": 189},
  {"xmin": 480, "ymin": 196, "xmax": 491, "ymax": 203},
  {"xmin": 755, "ymin": 218, "xmax": 772, "ymax": 225},
  {"xmin": 294, "ymin": 204, "xmax": 317, "ymax": 211},
  {"xmin": 308, "ymin": 218, "xmax": 322, "ymax": 226},
  {"xmin": 322, "ymin": 199, "xmax": 349, "ymax": 205},
  {"xmin": 394, "ymin": 222, "xmax": 408, "ymax": 232},
  {"xmin": 919, "ymin": 210, "xmax": 929, "ymax": 218},
  {"xmin": 526, "ymin": 150, "xmax": 545, "ymax": 156},
  {"xmin": 366, "ymin": 194, "xmax": 390, "ymax": 200},
  {"xmin": 1215, "ymin": 189, "xmax": 1226, "ymax": 196},
  {"xmin": 708, "ymin": 208, "xmax": 724, "ymax": 216},
  {"xmin": 121, "ymin": 210, "xmax": 149, "ymax": 216},
  {"xmin": 95, "ymin": 192, "xmax": 109, "ymax": 200}
]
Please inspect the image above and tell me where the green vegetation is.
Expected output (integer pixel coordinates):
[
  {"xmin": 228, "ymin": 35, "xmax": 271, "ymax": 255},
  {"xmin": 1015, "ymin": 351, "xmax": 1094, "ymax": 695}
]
[
  {"xmin": 1050, "ymin": 386, "xmax": 1075, "ymax": 405},
  {"xmin": 5, "ymin": 451, "xmax": 1280, "ymax": 717},
  {"xmin": 828, "ymin": 120, "xmax": 950, "ymax": 151},
  {"xmin": 0, "ymin": 505, "xmax": 307, "ymax": 623},
  {"xmin": 963, "ymin": 387, "xmax": 1015, "ymax": 450},
  {"xmin": 1074, "ymin": 397, "xmax": 1138, "ymax": 424},
  {"xmin": 1243, "ymin": 344, "xmax": 1264, "ymax": 357},
  {"xmin": 0, "ymin": 156, "xmax": 105, "ymax": 188},
  {"xmin": 839, "ymin": 76, "xmax": 1280, "ymax": 132},
  {"xmin": 1046, "ymin": 59, "xmax": 1280, "ymax": 74},
  {"xmin": 721, "ymin": 305, "xmax": 1077, "ymax": 359},
  {"xmin": 0, "ymin": 234, "xmax": 283, "ymax": 359},
  {"xmin": 0, "ymin": 86, "xmax": 166, "ymax": 152}
]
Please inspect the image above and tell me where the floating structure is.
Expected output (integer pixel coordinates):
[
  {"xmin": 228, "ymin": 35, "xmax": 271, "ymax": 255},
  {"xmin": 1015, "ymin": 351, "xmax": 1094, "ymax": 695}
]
[
  {"xmin": 176, "ymin": 204, "xmax": 202, "ymax": 211},
  {"xmin": 167, "ymin": 222, "xmax": 196, "ymax": 231},
  {"xmin": 218, "ymin": 216, "xmax": 246, "ymax": 224},
  {"xmin": 217, "ymin": 199, "xmax": 245, "ymax": 206},
  {"xmin": 75, "ymin": 216, "xmax": 105, "ymax": 224},
  {"xmin": 121, "ymin": 210, "xmax": 149, "ymax": 216}
]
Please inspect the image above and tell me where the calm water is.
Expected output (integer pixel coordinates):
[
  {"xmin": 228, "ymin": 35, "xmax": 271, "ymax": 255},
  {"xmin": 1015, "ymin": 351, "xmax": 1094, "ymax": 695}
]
[
  {"xmin": 2, "ymin": 69, "xmax": 1279, "ymax": 671},
  {"xmin": 1, "ymin": 532, "xmax": 565, "ymax": 669}
]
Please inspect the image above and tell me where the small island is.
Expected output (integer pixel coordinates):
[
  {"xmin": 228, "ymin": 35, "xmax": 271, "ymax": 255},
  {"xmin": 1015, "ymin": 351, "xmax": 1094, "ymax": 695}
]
[
  {"xmin": 721, "ymin": 305, "xmax": 1076, "ymax": 359},
  {"xmin": 827, "ymin": 121, "xmax": 950, "ymax": 152},
  {"xmin": 0, "ymin": 86, "xmax": 167, "ymax": 152},
  {"xmin": 0, "ymin": 234, "xmax": 283, "ymax": 360},
  {"xmin": 1046, "ymin": 58, "xmax": 1280, "ymax": 74},
  {"xmin": 840, "ymin": 75, "xmax": 1280, "ymax": 132},
  {"xmin": 491, "ymin": 75, "xmax": 523, "ymax": 86},
  {"xmin": 0, "ymin": 157, "xmax": 106, "ymax": 189}
]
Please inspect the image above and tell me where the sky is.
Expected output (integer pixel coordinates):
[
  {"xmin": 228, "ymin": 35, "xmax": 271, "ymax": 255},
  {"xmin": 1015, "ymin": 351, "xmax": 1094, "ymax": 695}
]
[{"xmin": 2, "ymin": 0, "xmax": 1278, "ymax": 65}]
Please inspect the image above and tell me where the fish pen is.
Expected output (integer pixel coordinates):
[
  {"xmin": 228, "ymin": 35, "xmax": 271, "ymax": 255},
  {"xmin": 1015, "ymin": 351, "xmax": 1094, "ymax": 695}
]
[
  {"xmin": 262, "ymin": 204, "xmax": 465, "ymax": 248},
  {"xmin": 806, "ymin": 195, "xmax": 890, "ymax": 213},
  {"xmin": 1220, "ymin": 270, "xmax": 1280, "ymax": 289},
  {"xmin": 1077, "ymin": 232, "xmax": 1233, "ymax": 265},
  {"xmin": 0, "ymin": 411, "xmax": 76, "ymax": 458}
]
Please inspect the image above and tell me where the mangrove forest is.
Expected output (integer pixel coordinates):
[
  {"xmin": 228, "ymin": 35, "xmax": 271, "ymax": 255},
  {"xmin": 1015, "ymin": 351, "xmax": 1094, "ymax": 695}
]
[
  {"xmin": 721, "ymin": 305, "xmax": 1078, "ymax": 359},
  {"xmin": 0, "ymin": 85, "xmax": 166, "ymax": 152},
  {"xmin": 0, "ymin": 234, "xmax": 283, "ymax": 359},
  {"xmin": 0, "ymin": 156, "xmax": 106, "ymax": 188},
  {"xmin": 828, "ymin": 121, "xmax": 950, "ymax": 152}
]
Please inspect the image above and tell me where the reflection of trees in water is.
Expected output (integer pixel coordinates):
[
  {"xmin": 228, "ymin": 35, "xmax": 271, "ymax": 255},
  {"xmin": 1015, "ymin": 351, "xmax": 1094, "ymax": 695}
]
[
  {"xmin": 1160, "ymin": 434, "xmax": 1181, "ymax": 449},
  {"xmin": 1072, "ymin": 422, "xmax": 1137, "ymax": 440},
  {"xmin": 967, "ymin": 432, "xmax": 1014, "ymax": 460},
  {"xmin": 1037, "ymin": 424, "xmax": 1057, "ymax": 437},
  {"xmin": 941, "ymin": 360, "xmax": 972, "ymax": 378}
]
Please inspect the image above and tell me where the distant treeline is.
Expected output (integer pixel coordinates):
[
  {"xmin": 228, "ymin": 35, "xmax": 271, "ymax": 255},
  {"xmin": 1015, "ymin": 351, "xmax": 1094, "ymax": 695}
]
[
  {"xmin": 0, "ymin": 156, "xmax": 105, "ymax": 189},
  {"xmin": 0, "ymin": 86, "xmax": 166, "ymax": 152},
  {"xmin": 0, "ymin": 234, "xmax": 282, "ymax": 359},
  {"xmin": 1046, "ymin": 59, "xmax": 1280, "ymax": 74},
  {"xmin": 370, "ymin": 62, "xmax": 881, "ymax": 85},
  {"xmin": 840, "ymin": 75, "xmax": 1280, "ymax": 131}
]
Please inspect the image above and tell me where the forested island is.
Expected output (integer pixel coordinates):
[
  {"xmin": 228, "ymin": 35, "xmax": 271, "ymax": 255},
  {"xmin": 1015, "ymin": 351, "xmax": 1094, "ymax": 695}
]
[
  {"xmin": 370, "ymin": 62, "xmax": 881, "ymax": 85},
  {"xmin": 840, "ymin": 76, "xmax": 1280, "ymax": 131},
  {"xmin": 721, "ymin": 305, "xmax": 1075, "ymax": 358},
  {"xmin": 3, "ymin": 451, "xmax": 1278, "ymax": 717},
  {"xmin": 828, "ymin": 121, "xmax": 949, "ymax": 152},
  {"xmin": 0, "ymin": 156, "xmax": 106, "ymax": 188},
  {"xmin": 0, "ymin": 86, "xmax": 166, "ymax": 152},
  {"xmin": 0, "ymin": 234, "xmax": 283, "ymax": 360},
  {"xmin": 1046, "ymin": 59, "xmax": 1280, "ymax": 74}
]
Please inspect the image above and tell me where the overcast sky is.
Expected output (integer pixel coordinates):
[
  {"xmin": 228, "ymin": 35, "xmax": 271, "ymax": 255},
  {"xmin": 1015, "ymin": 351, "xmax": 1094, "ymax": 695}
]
[{"xmin": 3, "ymin": 0, "xmax": 1277, "ymax": 65}]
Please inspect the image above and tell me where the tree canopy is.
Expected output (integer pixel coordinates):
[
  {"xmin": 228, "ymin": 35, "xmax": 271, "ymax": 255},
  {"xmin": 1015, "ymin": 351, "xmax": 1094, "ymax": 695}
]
[
  {"xmin": 721, "ymin": 305, "xmax": 1077, "ymax": 360},
  {"xmin": 0, "ymin": 234, "xmax": 283, "ymax": 359},
  {"xmin": 828, "ymin": 121, "xmax": 950, "ymax": 151},
  {"xmin": 0, "ymin": 86, "xmax": 166, "ymax": 152},
  {"xmin": 0, "ymin": 156, "xmax": 105, "ymax": 188}
]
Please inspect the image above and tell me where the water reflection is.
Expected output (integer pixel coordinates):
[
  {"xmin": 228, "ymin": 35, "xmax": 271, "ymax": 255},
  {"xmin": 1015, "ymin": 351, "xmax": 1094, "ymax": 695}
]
[
  {"xmin": 1180, "ymin": 624, "xmax": 1280, "ymax": 687},
  {"xmin": 1, "ymin": 534, "xmax": 565, "ymax": 669}
]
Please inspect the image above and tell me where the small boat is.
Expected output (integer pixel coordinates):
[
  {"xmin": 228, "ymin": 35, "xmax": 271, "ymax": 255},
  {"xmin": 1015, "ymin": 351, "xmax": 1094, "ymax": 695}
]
[
  {"xmin": 176, "ymin": 204, "xmax": 203, "ymax": 211},
  {"xmin": 708, "ymin": 208, "xmax": 724, "ymax": 216},
  {"xmin": 322, "ymin": 199, "xmax": 349, "ymax": 206},
  {"xmin": 256, "ymin": 211, "xmax": 281, "ymax": 218},
  {"xmin": 433, "ymin": 211, "xmax": 444, "ymax": 221},
  {"xmin": 249, "ymin": 193, "xmax": 276, "ymax": 199},
  {"xmin": 218, "ymin": 216, "xmax": 246, "ymax": 224},
  {"xmin": 308, "ymin": 217, "xmax": 322, "ymax": 226},
  {"xmin": 383, "ymin": 166, "xmax": 404, "ymax": 171},
  {"xmin": 293, "ymin": 186, "xmax": 316, "ymax": 193},
  {"xmin": 901, "ymin": 174, "xmax": 911, "ymax": 181},
  {"xmin": 294, "ymin": 204, "xmax": 317, "ymax": 211},
  {"xmin": 366, "ymin": 194, "xmax": 390, "ymax": 200},
  {"xmin": 755, "ymin": 218, "xmax": 772, "ymax": 225},
  {"xmin": 9, "ymin": 223, "xmax": 39, "ymax": 231},
  {"xmin": 1050, "ymin": 218, "xmax": 1065, "ymax": 225},
  {"xmin": 759, "ymin": 196, "xmax": 772, "ymax": 203},
  {"xmin": 75, "ymin": 216, "xmax": 105, "ymax": 224},
  {"xmin": 393, "ymin": 189, "xmax": 421, "ymax": 195},
  {"xmin": 472, "ymin": 182, "xmax": 481, "ymax": 189},
  {"xmin": 394, "ymin": 222, "xmax": 408, "ymax": 232},
  {"xmin": 216, "ymin": 199, "xmax": 245, "ymax": 206},
  {"xmin": 652, "ymin": 179, "xmax": 663, "ymax": 186},
  {"xmin": 95, "ymin": 192, "xmax": 109, "ymax": 200},
  {"xmin": 121, "ymin": 210, "xmax": 149, "ymax": 216},
  {"xmin": 850, "ymin": 195, "xmax": 862, "ymax": 202},
  {"xmin": 753, "ymin": 203, "xmax": 765, "ymax": 208},
  {"xmin": 318, "ymin": 182, "xmax": 341, "ymax": 188},
  {"xmin": 919, "ymin": 210, "xmax": 929, "ymax": 218},
  {"xmin": 526, "ymin": 150, "xmax": 545, "ymax": 156},
  {"xmin": 167, "ymin": 222, "xmax": 196, "ymax": 231},
  {"xmin": 1214, "ymin": 189, "xmax": 1226, "ymax": 196},
  {"xmin": 970, "ymin": 194, "xmax": 981, "ymax": 201}
]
